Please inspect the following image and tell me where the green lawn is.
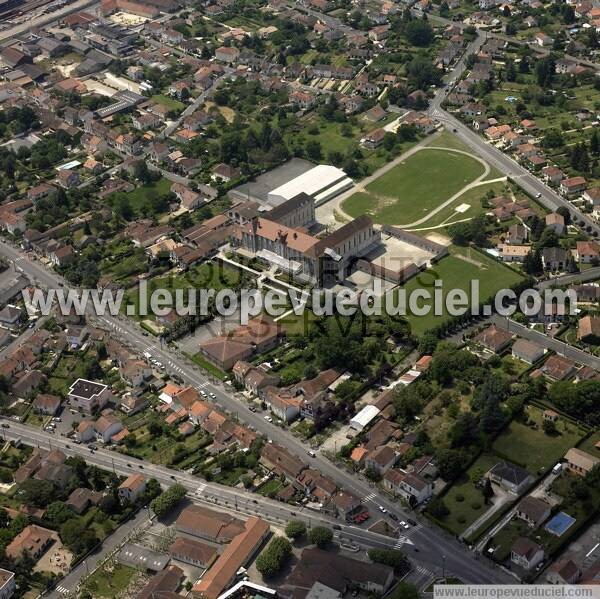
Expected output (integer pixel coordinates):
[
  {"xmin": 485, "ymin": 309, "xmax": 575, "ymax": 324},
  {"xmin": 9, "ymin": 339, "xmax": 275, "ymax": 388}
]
[
  {"xmin": 115, "ymin": 178, "xmax": 173, "ymax": 216},
  {"xmin": 81, "ymin": 563, "xmax": 138, "ymax": 598},
  {"xmin": 342, "ymin": 148, "xmax": 485, "ymax": 226},
  {"xmin": 412, "ymin": 181, "xmax": 507, "ymax": 231},
  {"xmin": 492, "ymin": 405, "xmax": 586, "ymax": 474},
  {"xmin": 151, "ymin": 94, "xmax": 185, "ymax": 112},
  {"xmin": 577, "ymin": 431, "xmax": 600, "ymax": 456},
  {"xmin": 393, "ymin": 247, "xmax": 524, "ymax": 336},
  {"xmin": 434, "ymin": 453, "xmax": 499, "ymax": 536},
  {"xmin": 124, "ymin": 262, "xmax": 241, "ymax": 319},
  {"xmin": 186, "ymin": 351, "xmax": 227, "ymax": 380},
  {"xmin": 490, "ymin": 517, "xmax": 531, "ymax": 562}
]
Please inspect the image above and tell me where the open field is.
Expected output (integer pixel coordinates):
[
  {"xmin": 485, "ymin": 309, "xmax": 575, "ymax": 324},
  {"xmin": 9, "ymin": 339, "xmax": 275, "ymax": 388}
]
[
  {"xmin": 393, "ymin": 247, "xmax": 524, "ymax": 335},
  {"xmin": 124, "ymin": 262, "xmax": 241, "ymax": 318},
  {"xmin": 492, "ymin": 405, "xmax": 586, "ymax": 474},
  {"xmin": 436, "ymin": 453, "xmax": 499, "ymax": 536},
  {"xmin": 411, "ymin": 181, "xmax": 507, "ymax": 231},
  {"xmin": 342, "ymin": 148, "xmax": 485, "ymax": 226},
  {"xmin": 151, "ymin": 94, "xmax": 186, "ymax": 112}
]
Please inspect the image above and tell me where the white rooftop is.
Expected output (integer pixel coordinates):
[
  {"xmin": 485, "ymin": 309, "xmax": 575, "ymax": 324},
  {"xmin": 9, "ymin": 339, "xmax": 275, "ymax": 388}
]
[
  {"xmin": 268, "ymin": 164, "xmax": 348, "ymax": 204},
  {"xmin": 349, "ymin": 404, "xmax": 381, "ymax": 430}
]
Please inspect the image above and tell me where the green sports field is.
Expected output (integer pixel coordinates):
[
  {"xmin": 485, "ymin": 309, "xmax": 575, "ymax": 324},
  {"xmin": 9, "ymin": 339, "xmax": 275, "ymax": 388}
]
[
  {"xmin": 342, "ymin": 148, "xmax": 485, "ymax": 226},
  {"xmin": 389, "ymin": 247, "xmax": 524, "ymax": 335}
]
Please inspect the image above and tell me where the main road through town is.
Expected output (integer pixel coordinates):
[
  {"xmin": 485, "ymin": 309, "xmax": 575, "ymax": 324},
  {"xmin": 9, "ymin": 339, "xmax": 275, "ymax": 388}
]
[
  {"xmin": 0, "ymin": 238, "xmax": 511, "ymax": 585},
  {"xmin": 428, "ymin": 34, "xmax": 600, "ymax": 238}
]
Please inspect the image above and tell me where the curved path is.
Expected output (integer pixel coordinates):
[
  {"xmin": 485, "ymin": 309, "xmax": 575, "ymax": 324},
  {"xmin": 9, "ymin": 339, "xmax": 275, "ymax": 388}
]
[
  {"xmin": 333, "ymin": 144, "xmax": 495, "ymax": 229},
  {"xmin": 406, "ymin": 176, "xmax": 508, "ymax": 231},
  {"xmin": 396, "ymin": 146, "xmax": 490, "ymax": 227}
]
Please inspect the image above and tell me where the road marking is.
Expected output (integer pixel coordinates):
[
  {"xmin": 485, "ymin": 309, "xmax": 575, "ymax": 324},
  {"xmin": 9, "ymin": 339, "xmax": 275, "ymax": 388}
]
[
  {"xmin": 586, "ymin": 542, "xmax": 600, "ymax": 557},
  {"xmin": 364, "ymin": 492, "xmax": 376, "ymax": 502},
  {"xmin": 56, "ymin": 585, "xmax": 70, "ymax": 594}
]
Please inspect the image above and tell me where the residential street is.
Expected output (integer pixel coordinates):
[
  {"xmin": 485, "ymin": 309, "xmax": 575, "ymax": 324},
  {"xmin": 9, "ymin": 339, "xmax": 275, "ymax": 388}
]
[{"xmin": 0, "ymin": 238, "xmax": 511, "ymax": 585}]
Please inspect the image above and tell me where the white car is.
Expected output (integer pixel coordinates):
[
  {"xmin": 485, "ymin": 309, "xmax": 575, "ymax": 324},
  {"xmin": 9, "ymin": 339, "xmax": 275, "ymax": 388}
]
[
  {"xmin": 378, "ymin": 506, "xmax": 387, "ymax": 513},
  {"xmin": 200, "ymin": 390, "xmax": 207, "ymax": 397},
  {"xmin": 209, "ymin": 392, "xmax": 216, "ymax": 399},
  {"xmin": 264, "ymin": 415, "xmax": 273, "ymax": 422},
  {"xmin": 399, "ymin": 521, "xmax": 410, "ymax": 529}
]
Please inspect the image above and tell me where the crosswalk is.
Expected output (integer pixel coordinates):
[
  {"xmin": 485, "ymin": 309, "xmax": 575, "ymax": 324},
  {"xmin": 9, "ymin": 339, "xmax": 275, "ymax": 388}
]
[
  {"xmin": 195, "ymin": 483, "xmax": 206, "ymax": 496},
  {"xmin": 364, "ymin": 492, "xmax": 377, "ymax": 502},
  {"xmin": 55, "ymin": 585, "xmax": 70, "ymax": 595},
  {"xmin": 413, "ymin": 564, "xmax": 434, "ymax": 580}
]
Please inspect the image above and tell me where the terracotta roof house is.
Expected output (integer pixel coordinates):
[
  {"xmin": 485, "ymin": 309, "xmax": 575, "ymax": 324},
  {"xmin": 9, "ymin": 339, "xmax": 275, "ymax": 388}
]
[
  {"xmin": 540, "ymin": 355, "xmax": 576, "ymax": 381},
  {"xmin": 66, "ymin": 487, "xmax": 103, "ymax": 514},
  {"xmin": 512, "ymin": 339, "xmax": 544, "ymax": 364},
  {"xmin": 5, "ymin": 524, "xmax": 54, "ymax": 560},
  {"xmin": 328, "ymin": 490, "xmax": 360, "ymax": 517},
  {"xmin": 516, "ymin": 495, "xmax": 552, "ymax": 527},
  {"xmin": 564, "ymin": 447, "xmax": 599, "ymax": 476},
  {"xmin": 118, "ymin": 473, "xmax": 146, "ymax": 503},
  {"xmin": 32, "ymin": 393, "xmax": 62, "ymax": 415},
  {"xmin": 192, "ymin": 517, "xmax": 270, "ymax": 599},
  {"xmin": 198, "ymin": 315, "xmax": 283, "ymax": 371},
  {"xmin": 176, "ymin": 505, "xmax": 245, "ymax": 543},
  {"xmin": 364, "ymin": 445, "xmax": 396, "ymax": 475},
  {"xmin": 285, "ymin": 547, "xmax": 394, "ymax": 595},
  {"xmin": 511, "ymin": 538, "xmax": 544, "ymax": 570},
  {"xmin": 261, "ymin": 442, "xmax": 307, "ymax": 481},
  {"xmin": 137, "ymin": 565, "xmax": 184, "ymax": 599},
  {"xmin": 546, "ymin": 559, "xmax": 582, "ymax": 585},
  {"xmin": 560, "ymin": 176, "xmax": 587, "ymax": 196},
  {"xmin": 578, "ymin": 315, "xmax": 600, "ymax": 344},
  {"xmin": 545, "ymin": 212, "xmax": 565, "ymax": 235},
  {"xmin": 473, "ymin": 325, "xmax": 513, "ymax": 353},
  {"xmin": 169, "ymin": 537, "xmax": 217, "ymax": 568},
  {"xmin": 575, "ymin": 241, "xmax": 600, "ymax": 264}
]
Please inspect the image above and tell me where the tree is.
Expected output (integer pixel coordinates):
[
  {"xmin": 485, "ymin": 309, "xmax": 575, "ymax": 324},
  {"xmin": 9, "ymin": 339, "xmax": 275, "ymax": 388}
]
[
  {"xmin": 535, "ymin": 56, "xmax": 555, "ymax": 88},
  {"xmin": 368, "ymin": 549, "xmax": 410, "ymax": 574},
  {"xmin": 590, "ymin": 130, "xmax": 600, "ymax": 157},
  {"xmin": 256, "ymin": 536, "xmax": 292, "ymax": 577},
  {"xmin": 133, "ymin": 161, "xmax": 154, "ymax": 185},
  {"xmin": 20, "ymin": 479, "xmax": 56, "ymax": 508},
  {"xmin": 449, "ymin": 412, "xmax": 479, "ymax": 448},
  {"xmin": 523, "ymin": 249, "xmax": 543, "ymax": 276},
  {"xmin": 285, "ymin": 520, "xmax": 307, "ymax": 540},
  {"xmin": 308, "ymin": 526, "xmax": 333, "ymax": 548},
  {"xmin": 542, "ymin": 128, "xmax": 564, "ymax": 149},
  {"xmin": 391, "ymin": 582, "xmax": 421, "ymax": 599},
  {"xmin": 44, "ymin": 502, "xmax": 75, "ymax": 527},
  {"xmin": 427, "ymin": 497, "xmax": 449, "ymax": 519},
  {"xmin": 404, "ymin": 20, "xmax": 434, "ymax": 47},
  {"xmin": 305, "ymin": 140, "xmax": 323, "ymax": 161},
  {"xmin": 150, "ymin": 483, "xmax": 186, "ymax": 518},
  {"xmin": 436, "ymin": 448, "xmax": 468, "ymax": 481},
  {"xmin": 60, "ymin": 518, "xmax": 99, "ymax": 556},
  {"xmin": 482, "ymin": 478, "xmax": 494, "ymax": 504},
  {"xmin": 439, "ymin": 0, "xmax": 449, "ymax": 16},
  {"xmin": 556, "ymin": 206, "xmax": 571, "ymax": 225},
  {"xmin": 542, "ymin": 419, "xmax": 557, "ymax": 435}
]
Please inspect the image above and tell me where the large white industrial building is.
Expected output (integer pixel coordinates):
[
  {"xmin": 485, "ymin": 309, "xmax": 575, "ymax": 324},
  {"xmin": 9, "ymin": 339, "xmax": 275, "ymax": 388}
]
[{"xmin": 267, "ymin": 164, "xmax": 353, "ymax": 207}]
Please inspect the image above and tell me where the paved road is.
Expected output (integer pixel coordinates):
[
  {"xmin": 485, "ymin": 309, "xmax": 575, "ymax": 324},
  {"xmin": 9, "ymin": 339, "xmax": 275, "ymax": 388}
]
[
  {"xmin": 535, "ymin": 266, "xmax": 600, "ymax": 290},
  {"xmin": 0, "ymin": 0, "xmax": 98, "ymax": 43},
  {"xmin": 0, "ymin": 238, "xmax": 511, "ymax": 585},
  {"xmin": 428, "ymin": 37, "xmax": 600, "ymax": 238},
  {"xmin": 0, "ymin": 422, "xmax": 442, "ymax": 589},
  {"xmin": 47, "ymin": 508, "xmax": 150, "ymax": 599},
  {"xmin": 491, "ymin": 313, "xmax": 600, "ymax": 369}
]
